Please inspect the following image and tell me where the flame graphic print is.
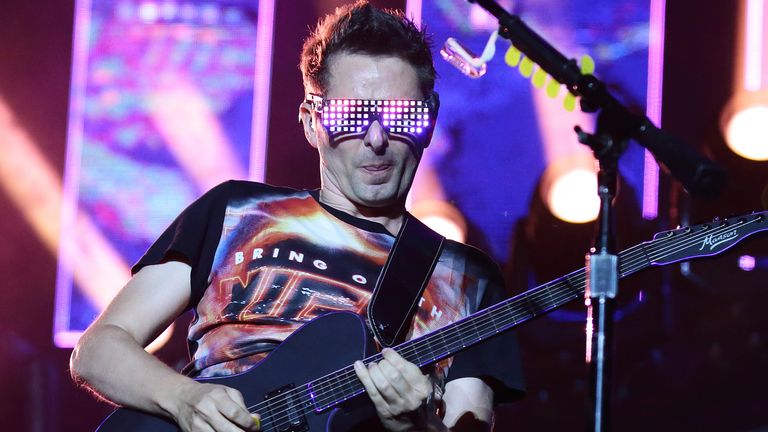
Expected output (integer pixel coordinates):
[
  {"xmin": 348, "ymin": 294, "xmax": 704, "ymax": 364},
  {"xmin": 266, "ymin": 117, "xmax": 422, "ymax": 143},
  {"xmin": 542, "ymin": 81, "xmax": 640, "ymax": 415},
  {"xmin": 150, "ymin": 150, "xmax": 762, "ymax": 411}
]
[{"xmin": 183, "ymin": 187, "xmax": 491, "ymax": 380}]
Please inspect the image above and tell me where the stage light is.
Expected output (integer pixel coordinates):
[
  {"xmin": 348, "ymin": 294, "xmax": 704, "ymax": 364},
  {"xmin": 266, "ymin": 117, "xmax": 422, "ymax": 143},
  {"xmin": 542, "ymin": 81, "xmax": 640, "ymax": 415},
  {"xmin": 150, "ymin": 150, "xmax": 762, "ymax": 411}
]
[
  {"xmin": 138, "ymin": 2, "xmax": 159, "ymax": 23},
  {"xmin": 540, "ymin": 155, "xmax": 600, "ymax": 224},
  {"xmin": 411, "ymin": 200, "xmax": 468, "ymax": 243},
  {"xmin": 721, "ymin": 94, "xmax": 768, "ymax": 161},
  {"xmin": 720, "ymin": 0, "xmax": 768, "ymax": 161},
  {"xmin": 200, "ymin": 3, "xmax": 221, "ymax": 25},
  {"xmin": 739, "ymin": 255, "xmax": 756, "ymax": 271},
  {"xmin": 159, "ymin": 2, "xmax": 178, "ymax": 21}
]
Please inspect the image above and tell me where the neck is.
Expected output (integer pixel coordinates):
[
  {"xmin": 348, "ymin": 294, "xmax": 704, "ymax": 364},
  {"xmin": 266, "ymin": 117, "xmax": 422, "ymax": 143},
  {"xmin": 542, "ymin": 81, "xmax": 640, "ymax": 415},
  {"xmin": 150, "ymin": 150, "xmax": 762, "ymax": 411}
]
[{"xmin": 318, "ymin": 189, "xmax": 406, "ymax": 235}]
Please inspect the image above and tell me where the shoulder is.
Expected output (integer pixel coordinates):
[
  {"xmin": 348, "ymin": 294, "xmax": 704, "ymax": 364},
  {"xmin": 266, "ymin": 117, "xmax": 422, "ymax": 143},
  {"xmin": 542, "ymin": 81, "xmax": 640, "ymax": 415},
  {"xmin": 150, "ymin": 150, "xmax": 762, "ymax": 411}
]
[
  {"xmin": 200, "ymin": 180, "xmax": 309, "ymax": 207},
  {"xmin": 440, "ymin": 240, "xmax": 502, "ymax": 279},
  {"xmin": 207, "ymin": 180, "xmax": 301, "ymax": 198}
]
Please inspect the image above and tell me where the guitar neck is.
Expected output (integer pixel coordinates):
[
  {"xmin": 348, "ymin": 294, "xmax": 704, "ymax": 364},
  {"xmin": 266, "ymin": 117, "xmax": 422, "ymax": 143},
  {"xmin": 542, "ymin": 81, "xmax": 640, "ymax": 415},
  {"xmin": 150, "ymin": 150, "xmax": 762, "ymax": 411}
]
[
  {"xmin": 398, "ymin": 241, "xmax": 653, "ymax": 368},
  {"xmin": 307, "ymin": 241, "xmax": 654, "ymax": 411},
  {"xmin": 285, "ymin": 212, "xmax": 767, "ymax": 419}
]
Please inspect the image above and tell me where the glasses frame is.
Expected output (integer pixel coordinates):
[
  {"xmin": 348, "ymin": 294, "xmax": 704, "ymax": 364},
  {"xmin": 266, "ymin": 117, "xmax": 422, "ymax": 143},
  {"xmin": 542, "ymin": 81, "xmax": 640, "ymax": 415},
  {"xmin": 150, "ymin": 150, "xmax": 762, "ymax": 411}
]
[{"xmin": 306, "ymin": 92, "xmax": 439, "ymax": 143}]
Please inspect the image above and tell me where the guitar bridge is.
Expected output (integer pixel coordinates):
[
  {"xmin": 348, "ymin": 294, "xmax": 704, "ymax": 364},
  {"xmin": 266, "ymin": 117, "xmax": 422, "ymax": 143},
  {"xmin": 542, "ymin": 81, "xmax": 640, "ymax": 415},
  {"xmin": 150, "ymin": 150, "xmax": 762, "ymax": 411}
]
[{"xmin": 265, "ymin": 384, "xmax": 309, "ymax": 432}]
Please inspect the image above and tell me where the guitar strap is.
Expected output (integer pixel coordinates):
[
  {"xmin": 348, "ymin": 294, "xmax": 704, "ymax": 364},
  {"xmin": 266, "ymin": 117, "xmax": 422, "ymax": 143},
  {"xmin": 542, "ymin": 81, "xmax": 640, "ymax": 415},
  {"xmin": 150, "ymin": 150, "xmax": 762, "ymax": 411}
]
[{"xmin": 367, "ymin": 214, "xmax": 445, "ymax": 347}]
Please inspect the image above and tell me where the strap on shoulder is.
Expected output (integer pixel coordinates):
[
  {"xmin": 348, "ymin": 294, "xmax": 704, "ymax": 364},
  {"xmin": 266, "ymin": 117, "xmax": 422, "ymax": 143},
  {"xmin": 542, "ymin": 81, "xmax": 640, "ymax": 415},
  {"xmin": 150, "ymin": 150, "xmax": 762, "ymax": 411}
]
[{"xmin": 367, "ymin": 214, "xmax": 445, "ymax": 347}]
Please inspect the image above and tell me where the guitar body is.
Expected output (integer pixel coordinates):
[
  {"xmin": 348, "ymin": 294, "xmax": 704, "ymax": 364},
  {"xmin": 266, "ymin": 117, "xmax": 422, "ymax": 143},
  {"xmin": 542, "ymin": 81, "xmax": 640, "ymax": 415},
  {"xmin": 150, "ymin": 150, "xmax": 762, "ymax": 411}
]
[
  {"xmin": 94, "ymin": 212, "xmax": 768, "ymax": 431},
  {"xmin": 97, "ymin": 312, "xmax": 378, "ymax": 432}
]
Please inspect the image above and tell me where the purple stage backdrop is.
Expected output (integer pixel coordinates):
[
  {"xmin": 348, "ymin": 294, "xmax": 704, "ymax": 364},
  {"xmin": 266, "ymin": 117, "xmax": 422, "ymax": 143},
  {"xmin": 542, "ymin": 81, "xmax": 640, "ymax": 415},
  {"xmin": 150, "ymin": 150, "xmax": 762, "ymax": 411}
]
[{"xmin": 54, "ymin": 0, "xmax": 274, "ymax": 347}]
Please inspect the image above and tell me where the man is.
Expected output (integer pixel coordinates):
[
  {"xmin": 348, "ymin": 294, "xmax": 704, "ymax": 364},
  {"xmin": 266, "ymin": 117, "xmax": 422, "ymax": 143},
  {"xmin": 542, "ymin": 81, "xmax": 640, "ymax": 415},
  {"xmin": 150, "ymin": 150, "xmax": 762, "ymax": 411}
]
[{"xmin": 70, "ymin": 2, "xmax": 524, "ymax": 431}]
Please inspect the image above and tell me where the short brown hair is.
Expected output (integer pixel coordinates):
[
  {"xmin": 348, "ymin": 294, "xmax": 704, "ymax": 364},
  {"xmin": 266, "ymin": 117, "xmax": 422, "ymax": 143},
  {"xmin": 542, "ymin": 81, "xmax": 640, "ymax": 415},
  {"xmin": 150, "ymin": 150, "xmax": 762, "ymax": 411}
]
[{"xmin": 300, "ymin": 1, "xmax": 436, "ymax": 97}]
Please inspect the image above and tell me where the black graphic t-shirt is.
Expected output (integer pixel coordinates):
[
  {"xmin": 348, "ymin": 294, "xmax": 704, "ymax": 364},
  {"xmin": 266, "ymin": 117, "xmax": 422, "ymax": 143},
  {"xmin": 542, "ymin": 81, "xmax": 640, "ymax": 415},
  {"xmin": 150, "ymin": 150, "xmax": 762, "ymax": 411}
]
[{"xmin": 134, "ymin": 181, "xmax": 524, "ymax": 402}]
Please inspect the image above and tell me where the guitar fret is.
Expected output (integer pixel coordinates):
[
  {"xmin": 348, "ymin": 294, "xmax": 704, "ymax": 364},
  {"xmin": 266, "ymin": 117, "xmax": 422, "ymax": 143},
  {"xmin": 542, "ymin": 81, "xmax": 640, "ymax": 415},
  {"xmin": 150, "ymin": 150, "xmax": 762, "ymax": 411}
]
[
  {"xmin": 446, "ymin": 324, "xmax": 465, "ymax": 353},
  {"xmin": 436, "ymin": 328, "xmax": 450, "ymax": 357},
  {"xmin": 479, "ymin": 310, "xmax": 501, "ymax": 340},
  {"xmin": 619, "ymin": 245, "xmax": 648, "ymax": 276},
  {"xmin": 301, "ymin": 214, "xmax": 768, "ymax": 422},
  {"xmin": 562, "ymin": 271, "xmax": 584, "ymax": 298},
  {"xmin": 422, "ymin": 333, "xmax": 438, "ymax": 361},
  {"xmin": 528, "ymin": 284, "xmax": 553, "ymax": 314},
  {"xmin": 410, "ymin": 344, "xmax": 426, "ymax": 366},
  {"xmin": 317, "ymin": 214, "xmax": 768, "ymax": 416},
  {"xmin": 400, "ymin": 344, "xmax": 419, "ymax": 365},
  {"xmin": 490, "ymin": 306, "xmax": 503, "ymax": 333},
  {"xmin": 97, "ymin": 211, "xmax": 768, "ymax": 432}
]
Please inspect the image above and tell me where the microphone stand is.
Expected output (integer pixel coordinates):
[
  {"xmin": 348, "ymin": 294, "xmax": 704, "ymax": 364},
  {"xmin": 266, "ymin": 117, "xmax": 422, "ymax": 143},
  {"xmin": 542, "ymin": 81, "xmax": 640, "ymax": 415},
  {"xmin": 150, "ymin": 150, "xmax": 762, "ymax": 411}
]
[{"xmin": 466, "ymin": 0, "xmax": 727, "ymax": 430}]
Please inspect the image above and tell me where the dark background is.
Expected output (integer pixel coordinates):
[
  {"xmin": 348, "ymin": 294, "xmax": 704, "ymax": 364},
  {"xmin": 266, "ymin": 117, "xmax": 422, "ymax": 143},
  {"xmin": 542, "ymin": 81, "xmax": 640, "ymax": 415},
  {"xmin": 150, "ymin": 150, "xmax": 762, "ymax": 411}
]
[{"xmin": 1, "ymin": 0, "xmax": 766, "ymax": 430}]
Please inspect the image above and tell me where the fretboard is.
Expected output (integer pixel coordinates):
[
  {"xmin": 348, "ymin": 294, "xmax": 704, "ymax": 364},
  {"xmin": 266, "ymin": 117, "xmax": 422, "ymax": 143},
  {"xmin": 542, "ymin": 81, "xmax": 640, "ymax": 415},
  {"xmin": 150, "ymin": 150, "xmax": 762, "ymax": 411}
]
[
  {"xmin": 301, "ymin": 211, "xmax": 768, "ymax": 415},
  {"xmin": 305, "ymin": 240, "xmax": 655, "ymax": 412},
  {"xmin": 252, "ymin": 212, "xmax": 767, "ymax": 431}
]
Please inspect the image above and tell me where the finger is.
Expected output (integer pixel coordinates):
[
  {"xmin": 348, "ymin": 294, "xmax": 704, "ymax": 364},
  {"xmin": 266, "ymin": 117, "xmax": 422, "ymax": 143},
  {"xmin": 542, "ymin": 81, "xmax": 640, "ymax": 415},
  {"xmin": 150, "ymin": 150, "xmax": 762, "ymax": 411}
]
[
  {"xmin": 382, "ymin": 348, "xmax": 423, "ymax": 379},
  {"xmin": 354, "ymin": 361, "xmax": 391, "ymax": 414},
  {"xmin": 223, "ymin": 387, "xmax": 259, "ymax": 431},
  {"xmin": 186, "ymin": 419, "xmax": 216, "ymax": 432},
  {"xmin": 378, "ymin": 350, "xmax": 423, "ymax": 399},
  {"xmin": 191, "ymin": 408, "xmax": 235, "ymax": 432},
  {"xmin": 210, "ymin": 401, "xmax": 255, "ymax": 432},
  {"xmin": 367, "ymin": 360, "xmax": 402, "ymax": 402},
  {"xmin": 367, "ymin": 361, "xmax": 426, "ymax": 414},
  {"xmin": 197, "ymin": 393, "xmax": 250, "ymax": 432},
  {"xmin": 381, "ymin": 349, "xmax": 430, "ymax": 397},
  {"xmin": 205, "ymin": 411, "xmax": 249, "ymax": 432}
]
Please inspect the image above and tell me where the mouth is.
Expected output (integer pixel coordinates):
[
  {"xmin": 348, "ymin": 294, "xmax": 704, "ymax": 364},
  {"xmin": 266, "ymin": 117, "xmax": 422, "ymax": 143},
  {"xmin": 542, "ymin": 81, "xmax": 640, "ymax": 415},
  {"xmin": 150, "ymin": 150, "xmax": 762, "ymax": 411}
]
[
  {"xmin": 360, "ymin": 163, "xmax": 393, "ymax": 173},
  {"xmin": 358, "ymin": 163, "xmax": 395, "ymax": 183}
]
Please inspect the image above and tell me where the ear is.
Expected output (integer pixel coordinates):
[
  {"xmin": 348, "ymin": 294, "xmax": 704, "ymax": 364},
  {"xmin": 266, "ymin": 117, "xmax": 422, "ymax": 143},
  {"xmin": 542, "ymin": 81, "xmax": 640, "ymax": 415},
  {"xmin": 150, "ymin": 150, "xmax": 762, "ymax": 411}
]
[{"xmin": 298, "ymin": 101, "xmax": 320, "ymax": 148}]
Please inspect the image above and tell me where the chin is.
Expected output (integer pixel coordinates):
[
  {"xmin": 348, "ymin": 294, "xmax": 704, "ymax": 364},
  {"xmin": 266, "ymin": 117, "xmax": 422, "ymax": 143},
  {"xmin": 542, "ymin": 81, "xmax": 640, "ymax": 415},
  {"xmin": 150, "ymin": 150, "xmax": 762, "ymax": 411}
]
[{"xmin": 353, "ymin": 189, "xmax": 403, "ymax": 209}]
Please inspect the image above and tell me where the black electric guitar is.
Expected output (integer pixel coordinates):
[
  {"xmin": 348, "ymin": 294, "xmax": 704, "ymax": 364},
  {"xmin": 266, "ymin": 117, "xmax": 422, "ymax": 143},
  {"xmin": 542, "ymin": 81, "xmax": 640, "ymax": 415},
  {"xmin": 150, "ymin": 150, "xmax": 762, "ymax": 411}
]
[{"xmin": 97, "ymin": 212, "xmax": 768, "ymax": 432}]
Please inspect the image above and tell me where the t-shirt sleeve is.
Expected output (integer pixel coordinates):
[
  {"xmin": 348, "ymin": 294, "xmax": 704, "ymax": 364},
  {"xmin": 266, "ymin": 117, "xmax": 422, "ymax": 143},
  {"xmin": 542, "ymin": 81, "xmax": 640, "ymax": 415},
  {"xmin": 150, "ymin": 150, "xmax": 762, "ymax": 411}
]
[
  {"xmin": 131, "ymin": 181, "xmax": 230, "ymax": 307},
  {"xmin": 445, "ymin": 255, "xmax": 526, "ymax": 404}
]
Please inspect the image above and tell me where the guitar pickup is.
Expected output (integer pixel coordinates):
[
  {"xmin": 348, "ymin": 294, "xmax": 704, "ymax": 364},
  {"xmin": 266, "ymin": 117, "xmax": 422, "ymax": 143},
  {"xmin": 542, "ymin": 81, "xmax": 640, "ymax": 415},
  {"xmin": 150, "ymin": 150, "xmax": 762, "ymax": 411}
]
[{"xmin": 265, "ymin": 384, "xmax": 309, "ymax": 432}]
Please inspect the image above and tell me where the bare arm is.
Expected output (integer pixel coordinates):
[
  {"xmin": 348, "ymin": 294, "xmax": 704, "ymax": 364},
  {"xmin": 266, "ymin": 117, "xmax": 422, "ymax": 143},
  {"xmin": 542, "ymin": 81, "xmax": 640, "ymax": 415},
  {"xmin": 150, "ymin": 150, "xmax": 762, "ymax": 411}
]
[{"xmin": 70, "ymin": 261, "xmax": 258, "ymax": 432}]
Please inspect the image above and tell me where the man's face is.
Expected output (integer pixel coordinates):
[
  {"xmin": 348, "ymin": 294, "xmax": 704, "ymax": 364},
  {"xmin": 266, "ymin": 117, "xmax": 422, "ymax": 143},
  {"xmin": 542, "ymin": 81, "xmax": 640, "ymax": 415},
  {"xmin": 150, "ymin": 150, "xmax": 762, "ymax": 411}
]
[{"xmin": 306, "ymin": 53, "xmax": 427, "ymax": 210}]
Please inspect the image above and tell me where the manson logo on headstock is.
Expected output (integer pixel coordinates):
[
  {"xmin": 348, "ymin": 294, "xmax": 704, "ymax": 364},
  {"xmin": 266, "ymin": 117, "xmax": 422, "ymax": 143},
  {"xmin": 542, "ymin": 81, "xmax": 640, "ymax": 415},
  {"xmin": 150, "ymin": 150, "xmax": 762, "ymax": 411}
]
[{"xmin": 699, "ymin": 229, "xmax": 739, "ymax": 251}]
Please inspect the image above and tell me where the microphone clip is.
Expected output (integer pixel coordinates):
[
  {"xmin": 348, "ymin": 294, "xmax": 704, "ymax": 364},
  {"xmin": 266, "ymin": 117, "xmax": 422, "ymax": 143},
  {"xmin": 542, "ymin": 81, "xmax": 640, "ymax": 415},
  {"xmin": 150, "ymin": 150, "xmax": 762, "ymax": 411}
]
[{"xmin": 440, "ymin": 30, "xmax": 499, "ymax": 78}]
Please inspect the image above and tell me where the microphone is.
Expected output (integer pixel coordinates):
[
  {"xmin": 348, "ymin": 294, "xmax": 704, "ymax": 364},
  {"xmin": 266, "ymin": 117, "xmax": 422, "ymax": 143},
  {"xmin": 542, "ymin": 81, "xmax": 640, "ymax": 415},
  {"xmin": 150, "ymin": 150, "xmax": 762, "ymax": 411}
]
[{"xmin": 440, "ymin": 30, "xmax": 499, "ymax": 78}]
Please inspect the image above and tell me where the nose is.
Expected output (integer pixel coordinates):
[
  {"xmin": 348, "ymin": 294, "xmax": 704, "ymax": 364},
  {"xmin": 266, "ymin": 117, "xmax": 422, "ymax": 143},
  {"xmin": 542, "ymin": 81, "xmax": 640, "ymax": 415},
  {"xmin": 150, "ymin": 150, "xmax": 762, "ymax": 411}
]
[{"xmin": 364, "ymin": 120, "xmax": 388, "ymax": 154}]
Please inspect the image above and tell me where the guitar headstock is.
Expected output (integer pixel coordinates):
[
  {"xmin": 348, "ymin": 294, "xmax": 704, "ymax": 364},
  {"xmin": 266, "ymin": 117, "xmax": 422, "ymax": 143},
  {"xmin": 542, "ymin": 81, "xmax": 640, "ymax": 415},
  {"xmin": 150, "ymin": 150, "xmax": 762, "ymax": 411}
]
[
  {"xmin": 504, "ymin": 45, "xmax": 595, "ymax": 112},
  {"xmin": 648, "ymin": 211, "xmax": 768, "ymax": 265}
]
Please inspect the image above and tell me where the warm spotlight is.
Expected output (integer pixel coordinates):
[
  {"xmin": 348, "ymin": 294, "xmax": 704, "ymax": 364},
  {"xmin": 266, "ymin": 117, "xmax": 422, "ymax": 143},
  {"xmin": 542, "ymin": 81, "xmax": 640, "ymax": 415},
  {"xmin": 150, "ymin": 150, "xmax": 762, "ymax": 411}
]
[
  {"xmin": 411, "ymin": 200, "xmax": 467, "ymax": 243},
  {"xmin": 721, "ymin": 0, "xmax": 768, "ymax": 161},
  {"xmin": 721, "ymin": 94, "xmax": 768, "ymax": 161},
  {"xmin": 540, "ymin": 156, "xmax": 600, "ymax": 224}
]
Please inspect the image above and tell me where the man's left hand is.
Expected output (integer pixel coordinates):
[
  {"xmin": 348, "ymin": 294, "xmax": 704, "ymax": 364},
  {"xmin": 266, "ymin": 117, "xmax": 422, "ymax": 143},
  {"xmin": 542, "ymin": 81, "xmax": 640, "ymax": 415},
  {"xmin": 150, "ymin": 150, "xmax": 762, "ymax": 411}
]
[{"xmin": 353, "ymin": 348, "xmax": 445, "ymax": 432}]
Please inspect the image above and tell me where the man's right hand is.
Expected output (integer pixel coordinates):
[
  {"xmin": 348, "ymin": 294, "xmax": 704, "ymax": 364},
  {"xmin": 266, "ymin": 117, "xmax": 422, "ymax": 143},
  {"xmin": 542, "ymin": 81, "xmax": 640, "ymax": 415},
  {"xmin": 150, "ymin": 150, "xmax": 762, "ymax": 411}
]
[
  {"xmin": 70, "ymin": 262, "xmax": 260, "ymax": 432},
  {"xmin": 171, "ymin": 381, "xmax": 260, "ymax": 432}
]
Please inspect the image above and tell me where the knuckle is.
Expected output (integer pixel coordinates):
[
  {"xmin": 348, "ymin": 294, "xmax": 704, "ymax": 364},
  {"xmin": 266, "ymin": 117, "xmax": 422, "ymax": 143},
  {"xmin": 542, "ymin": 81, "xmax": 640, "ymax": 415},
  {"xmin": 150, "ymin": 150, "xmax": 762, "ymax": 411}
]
[
  {"xmin": 191, "ymin": 398, "xmax": 211, "ymax": 412},
  {"xmin": 189, "ymin": 417, "xmax": 208, "ymax": 429},
  {"xmin": 383, "ymin": 367, "xmax": 400, "ymax": 381},
  {"xmin": 228, "ymin": 387, "xmax": 245, "ymax": 401},
  {"xmin": 378, "ymin": 381, "xmax": 394, "ymax": 394},
  {"xmin": 210, "ymin": 385, "xmax": 228, "ymax": 397},
  {"xmin": 222, "ymin": 404, "xmax": 239, "ymax": 418}
]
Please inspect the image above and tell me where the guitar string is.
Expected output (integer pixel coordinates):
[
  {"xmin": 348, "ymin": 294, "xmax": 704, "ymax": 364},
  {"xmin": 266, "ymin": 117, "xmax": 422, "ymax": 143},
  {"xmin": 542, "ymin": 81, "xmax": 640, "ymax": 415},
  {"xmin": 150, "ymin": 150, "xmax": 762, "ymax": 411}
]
[
  {"xmin": 254, "ymin": 216, "xmax": 764, "ymax": 430},
  {"xmin": 253, "ymin": 216, "xmax": 764, "ymax": 430},
  {"xmin": 296, "ymin": 216, "xmax": 762, "ymax": 410},
  {"xmin": 255, "ymin": 265, "xmax": 607, "ymax": 430},
  {"xmin": 246, "ymin": 266, "xmax": 588, "ymax": 431},
  {"xmin": 248, "ymin": 215, "xmax": 765, "ymax": 430},
  {"xmin": 249, "ymin": 252, "xmax": 603, "ymax": 427}
]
